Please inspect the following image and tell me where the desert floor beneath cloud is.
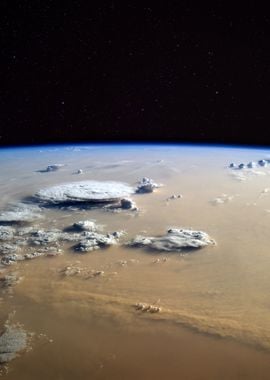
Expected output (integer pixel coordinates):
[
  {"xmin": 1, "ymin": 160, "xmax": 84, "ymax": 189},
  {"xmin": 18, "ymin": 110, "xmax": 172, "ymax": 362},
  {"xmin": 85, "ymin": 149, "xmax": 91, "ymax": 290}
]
[{"xmin": 1, "ymin": 144, "xmax": 270, "ymax": 379}]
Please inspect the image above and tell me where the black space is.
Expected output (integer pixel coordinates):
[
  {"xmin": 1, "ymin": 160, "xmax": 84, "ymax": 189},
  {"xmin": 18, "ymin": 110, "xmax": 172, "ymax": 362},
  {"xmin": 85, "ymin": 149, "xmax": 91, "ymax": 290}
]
[{"xmin": 1, "ymin": 1, "xmax": 270, "ymax": 146}]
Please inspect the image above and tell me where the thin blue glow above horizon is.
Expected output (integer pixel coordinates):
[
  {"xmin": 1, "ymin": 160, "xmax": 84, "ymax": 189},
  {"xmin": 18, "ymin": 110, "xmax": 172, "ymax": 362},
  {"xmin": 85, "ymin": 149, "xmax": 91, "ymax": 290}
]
[{"xmin": 1, "ymin": 142, "xmax": 270, "ymax": 154}]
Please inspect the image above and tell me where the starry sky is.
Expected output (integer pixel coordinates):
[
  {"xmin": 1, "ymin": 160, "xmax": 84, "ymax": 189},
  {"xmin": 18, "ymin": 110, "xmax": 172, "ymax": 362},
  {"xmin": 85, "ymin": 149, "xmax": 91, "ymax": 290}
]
[{"xmin": 1, "ymin": 2, "xmax": 270, "ymax": 146}]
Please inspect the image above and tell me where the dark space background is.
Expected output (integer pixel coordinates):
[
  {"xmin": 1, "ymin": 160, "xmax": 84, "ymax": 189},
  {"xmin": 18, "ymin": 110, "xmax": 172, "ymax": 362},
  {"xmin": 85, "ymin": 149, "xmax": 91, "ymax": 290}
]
[{"xmin": 1, "ymin": 1, "xmax": 270, "ymax": 146}]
